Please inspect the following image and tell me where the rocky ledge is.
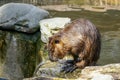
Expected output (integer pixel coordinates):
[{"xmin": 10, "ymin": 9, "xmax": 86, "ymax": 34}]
[
  {"xmin": 0, "ymin": 30, "xmax": 41, "ymax": 80},
  {"xmin": 24, "ymin": 61, "xmax": 120, "ymax": 80}
]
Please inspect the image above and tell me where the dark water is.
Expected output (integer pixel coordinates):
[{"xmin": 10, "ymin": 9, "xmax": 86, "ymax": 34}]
[{"xmin": 50, "ymin": 10, "xmax": 120, "ymax": 65}]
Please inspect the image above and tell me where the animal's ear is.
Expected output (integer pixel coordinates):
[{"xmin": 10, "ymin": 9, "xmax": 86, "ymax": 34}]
[{"xmin": 54, "ymin": 39, "xmax": 60, "ymax": 44}]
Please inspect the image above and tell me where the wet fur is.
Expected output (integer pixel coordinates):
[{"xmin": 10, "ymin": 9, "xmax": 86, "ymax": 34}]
[{"xmin": 48, "ymin": 18, "xmax": 101, "ymax": 70}]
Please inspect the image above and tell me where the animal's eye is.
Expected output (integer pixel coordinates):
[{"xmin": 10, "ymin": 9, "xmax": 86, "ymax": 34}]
[{"xmin": 54, "ymin": 40, "xmax": 59, "ymax": 44}]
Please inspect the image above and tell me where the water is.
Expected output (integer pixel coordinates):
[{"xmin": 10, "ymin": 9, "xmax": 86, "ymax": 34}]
[{"xmin": 49, "ymin": 10, "xmax": 120, "ymax": 65}]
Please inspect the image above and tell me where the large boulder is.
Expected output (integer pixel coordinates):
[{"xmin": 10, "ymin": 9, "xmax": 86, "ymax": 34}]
[
  {"xmin": 24, "ymin": 62, "xmax": 120, "ymax": 80},
  {"xmin": 0, "ymin": 30, "xmax": 41, "ymax": 80},
  {"xmin": 40, "ymin": 17, "xmax": 71, "ymax": 43},
  {"xmin": 0, "ymin": 3, "xmax": 49, "ymax": 33}
]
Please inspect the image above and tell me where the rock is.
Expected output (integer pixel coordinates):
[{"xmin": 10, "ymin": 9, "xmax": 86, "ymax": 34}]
[
  {"xmin": 91, "ymin": 73, "xmax": 114, "ymax": 80},
  {"xmin": 0, "ymin": 30, "xmax": 41, "ymax": 80},
  {"xmin": 23, "ymin": 77, "xmax": 74, "ymax": 80},
  {"xmin": 33, "ymin": 61, "xmax": 62, "ymax": 77},
  {"xmin": 0, "ymin": 3, "xmax": 49, "ymax": 33},
  {"xmin": 30, "ymin": 61, "xmax": 120, "ymax": 80},
  {"xmin": 40, "ymin": 5, "xmax": 82, "ymax": 11},
  {"xmin": 0, "ymin": 78, "xmax": 8, "ymax": 80},
  {"xmin": 80, "ymin": 63, "xmax": 120, "ymax": 79},
  {"xmin": 23, "ymin": 77, "xmax": 53, "ymax": 80},
  {"xmin": 40, "ymin": 17, "xmax": 71, "ymax": 43}
]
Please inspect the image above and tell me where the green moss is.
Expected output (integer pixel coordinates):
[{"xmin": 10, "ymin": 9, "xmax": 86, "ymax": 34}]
[
  {"xmin": 39, "ymin": 40, "xmax": 49, "ymax": 61},
  {"xmin": 17, "ymin": 40, "xmax": 36, "ymax": 77},
  {"xmin": 0, "ymin": 30, "xmax": 6, "ymax": 63},
  {"xmin": 0, "ymin": 30, "xmax": 41, "ymax": 78},
  {"xmin": 36, "ymin": 35, "xmax": 42, "ymax": 65}
]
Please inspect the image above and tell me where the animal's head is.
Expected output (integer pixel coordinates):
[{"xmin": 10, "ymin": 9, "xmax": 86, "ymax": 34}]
[{"xmin": 47, "ymin": 34, "xmax": 66, "ymax": 62}]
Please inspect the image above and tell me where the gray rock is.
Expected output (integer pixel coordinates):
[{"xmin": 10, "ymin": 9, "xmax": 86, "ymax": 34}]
[
  {"xmin": 0, "ymin": 3, "xmax": 49, "ymax": 33},
  {"xmin": 34, "ymin": 60, "xmax": 82, "ymax": 79},
  {"xmin": 0, "ymin": 30, "xmax": 41, "ymax": 80},
  {"xmin": 0, "ymin": 78, "xmax": 8, "ymax": 80},
  {"xmin": 33, "ymin": 61, "xmax": 120, "ymax": 80},
  {"xmin": 91, "ymin": 73, "xmax": 114, "ymax": 80}
]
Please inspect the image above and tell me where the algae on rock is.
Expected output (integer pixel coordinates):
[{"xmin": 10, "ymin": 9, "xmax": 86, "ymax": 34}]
[{"xmin": 0, "ymin": 30, "xmax": 41, "ymax": 80}]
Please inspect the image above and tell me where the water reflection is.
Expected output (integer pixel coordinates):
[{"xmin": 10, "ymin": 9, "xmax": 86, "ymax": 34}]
[{"xmin": 99, "ymin": 30, "xmax": 120, "ymax": 65}]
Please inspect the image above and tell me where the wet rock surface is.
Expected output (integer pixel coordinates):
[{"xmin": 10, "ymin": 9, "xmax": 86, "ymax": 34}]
[
  {"xmin": 0, "ymin": 3, "xmax": 49, "ymax": 33},
  {"xmin": 24, "ymin": 61, "xmax": 120, "ymax": 80},
  {"xmin": 0, "ymin": 78, "xmax": 8, "ymax": 80},
  {"xmin": 0, "ymin": 30, "xmax": 41, "ymax": 80},
  {"xmin": 33, "ymin": 59, "xmax": 81, "ymax": 79}
]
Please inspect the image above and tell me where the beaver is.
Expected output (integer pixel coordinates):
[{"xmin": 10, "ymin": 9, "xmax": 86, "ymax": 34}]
[{"xmin": 47, "ymin": 18, "xmax": 101, "ymax": 73}]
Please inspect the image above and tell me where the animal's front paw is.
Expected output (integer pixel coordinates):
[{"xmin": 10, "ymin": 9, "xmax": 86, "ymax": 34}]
[
  {"xmin": 64, "ymin": 60, "xmax": 75, "ymax": 65},
  {"xmin": 61, "ymin": 63, "xmax": 77, "ymax": 73},
  {"xmin": 59, "ymin": 60, "xmax": 74, "ymax": 64}
]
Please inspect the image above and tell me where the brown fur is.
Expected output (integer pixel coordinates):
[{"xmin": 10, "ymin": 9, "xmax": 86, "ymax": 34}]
[{"xmin": 48, "ymin": 18, "xmax": 101, "ymax": 68}]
